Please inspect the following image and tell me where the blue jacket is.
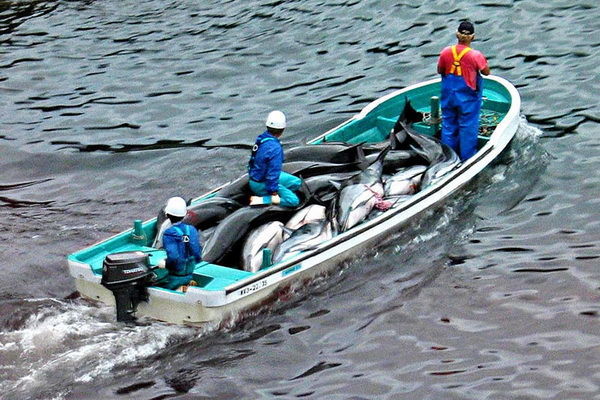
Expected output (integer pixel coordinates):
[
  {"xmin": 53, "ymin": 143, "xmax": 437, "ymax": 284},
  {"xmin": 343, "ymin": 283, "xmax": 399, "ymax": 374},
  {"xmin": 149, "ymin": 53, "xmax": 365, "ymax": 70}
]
[
  {"xmin": 162, "ymin": 223, "xmax": 202, "ymax": 276},
  {"xmin": 248, "ymin": 131, "xmax": 284, "ymax": 193}
]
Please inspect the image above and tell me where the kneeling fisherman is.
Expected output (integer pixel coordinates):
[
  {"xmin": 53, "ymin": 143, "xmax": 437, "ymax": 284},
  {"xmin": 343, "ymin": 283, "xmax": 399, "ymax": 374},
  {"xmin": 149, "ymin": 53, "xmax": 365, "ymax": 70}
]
[
  {"xmin": 155, "ymin": 197, "xmax": 202, "ymax": 290},
  {"xmin": 248, "ymin": 110, "xmax": 302, "ymax": 207}
]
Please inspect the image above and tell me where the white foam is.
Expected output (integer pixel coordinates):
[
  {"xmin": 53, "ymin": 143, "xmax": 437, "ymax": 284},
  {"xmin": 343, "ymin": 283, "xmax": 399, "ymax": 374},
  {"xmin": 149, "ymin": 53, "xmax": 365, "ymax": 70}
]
[
  {"xmin": 0, "ymin": 299, "xmax": 206, "ymax": 399},
  {"xmin": 517, "ymin": 116, "xmax": 544, "ymax": 139}
]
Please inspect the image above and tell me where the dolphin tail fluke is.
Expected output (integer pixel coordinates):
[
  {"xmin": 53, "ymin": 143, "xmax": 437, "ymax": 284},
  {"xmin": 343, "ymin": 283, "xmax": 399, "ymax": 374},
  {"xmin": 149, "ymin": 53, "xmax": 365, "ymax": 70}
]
[
  {"xmin": 282, "ymin": 226, "xmax": 294, "ymax": 240},
  {"xmin": 371, "ymin": 144, "xmax": 390, "ymax": 166},
  {"xmin": 400, "ymin": 97, "xmax": 424, "ymax": 124},
  {"xmin": 392, "ymin": 97, "xmax": 424, "ymax": 136},
  {"xmin": 356, "ymin": 144, "xmax": 370, "ymax": 171},
  {"xmin": 297, "ymin": 180, "xmax": 313, "ymax": 208}
]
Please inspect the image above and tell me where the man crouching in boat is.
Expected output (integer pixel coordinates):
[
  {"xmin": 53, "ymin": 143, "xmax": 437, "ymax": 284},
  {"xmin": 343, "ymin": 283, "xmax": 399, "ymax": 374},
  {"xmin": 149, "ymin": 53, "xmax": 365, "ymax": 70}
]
[
  {"xmin": 437, "ymin": 21, "xmax": 490, "ymax": 161},
  {"xmin": 248, "ymin": 110, "xmax": 302, "ymax": 207},
  {"xmin": 155, "ymin": 197, "xmax": 202, "ymax": 290}
]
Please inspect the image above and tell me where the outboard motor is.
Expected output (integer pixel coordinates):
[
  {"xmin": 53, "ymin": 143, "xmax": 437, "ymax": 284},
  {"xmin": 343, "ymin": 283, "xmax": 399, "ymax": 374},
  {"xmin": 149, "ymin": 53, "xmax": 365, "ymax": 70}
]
[{"xmin": 101, "ymin": 251, "xmax": 155, "ymax": 323}]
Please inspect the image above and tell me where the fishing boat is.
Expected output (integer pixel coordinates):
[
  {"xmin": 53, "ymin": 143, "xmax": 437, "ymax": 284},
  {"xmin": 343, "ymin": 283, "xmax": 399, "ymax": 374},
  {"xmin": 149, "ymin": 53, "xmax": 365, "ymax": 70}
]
[{"xmin": 67, "ymin": 75, "xmax": 520, "ymax": 326}]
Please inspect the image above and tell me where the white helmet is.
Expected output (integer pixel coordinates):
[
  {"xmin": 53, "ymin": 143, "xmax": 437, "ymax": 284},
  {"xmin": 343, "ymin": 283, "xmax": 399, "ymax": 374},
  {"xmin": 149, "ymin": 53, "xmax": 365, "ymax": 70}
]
[
  {"xmin": 265, "ymin": 110, "xmax": 286, "ymax": 130},
  {"xmin": 164, "ymin": 196, "xmax": 187, "ymax": 217}
]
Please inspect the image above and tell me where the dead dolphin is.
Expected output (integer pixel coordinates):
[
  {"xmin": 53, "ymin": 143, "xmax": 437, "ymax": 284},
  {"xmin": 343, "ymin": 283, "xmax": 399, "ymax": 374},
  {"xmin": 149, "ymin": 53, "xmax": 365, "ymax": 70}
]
[
  {"xmin": 241, "ymin": 221, "xmax": 286, "ymax": 272},
  {"xmin": 285, "ymin": 204, "xmax": 327, "ymax": 231},
  {"xmin": 395, "ymin": 114, "xmax": 461, "ymax": 186},
  {"xmin": 283, "ymin": 160, "xmax": 364, "ymax": 179},
  {"xmin": 365, "ymin": 149, "xmax": 425, "ymax": 174},
  {"xmin": 384, "ymin": 165, "xmax": 427, "ymax": 196},
  {"xmin": 202, "ymin": 206, "xmax": 295, "ymax": 265},
  {"xmin": 361, "ymin": 141, "xmax": 391, "ymax": 156},
  {"xmin": 152, "ymin": 208, "xmax": 172, "ymax": 248},
  {"xmin": 214, "ymin": 174, "xmax": 250, "ymax": 203},
  {"xmin": 336, "ymin": 149, "xmax": 387, "ymax": 232},
  {"xmin": 303, "ymin": 171, "xmax": 360, "ymax": 203},
  {"xmin": 273, "ymin": 220, "xmax": 333, "ymax": 263},
  {"xmin": 285, "ymin": 143, "xmax": 365, "ymax": 164},
  {"xmin": 183, "ymin": 196, "xmax": 242, "ymax": 230},
  {"xmin": 393, "ymin": 114, "xmax": 444, "ymax": 165},
  {"xmin": 337, "ymin": 183, "xmax": 383, "ymax": 231},
  {"xmin": 420, "ymin": 142, "xmax": 461, "ymax": 188}
]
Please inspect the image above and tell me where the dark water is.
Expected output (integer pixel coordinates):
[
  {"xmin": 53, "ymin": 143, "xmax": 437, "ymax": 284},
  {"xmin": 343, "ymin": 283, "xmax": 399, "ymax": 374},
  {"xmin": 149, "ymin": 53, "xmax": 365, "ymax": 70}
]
[{"xmin": 1, "ymin": 0, "xmax": 598, "ymax": 399}]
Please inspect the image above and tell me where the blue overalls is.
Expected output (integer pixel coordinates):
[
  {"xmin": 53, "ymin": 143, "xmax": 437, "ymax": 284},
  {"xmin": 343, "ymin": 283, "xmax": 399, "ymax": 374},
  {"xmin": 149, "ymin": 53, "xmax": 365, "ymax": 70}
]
[
  {"xmin": 440, "ymin": 45, "xmax": 484, "ymax": 161},
  {"xmin": 159, "ymin": 223, "xmax": 201, "ymax": 290},
  {"xmin": 248, "ymin": 132, "xmax": 302, "ymax": 207}
]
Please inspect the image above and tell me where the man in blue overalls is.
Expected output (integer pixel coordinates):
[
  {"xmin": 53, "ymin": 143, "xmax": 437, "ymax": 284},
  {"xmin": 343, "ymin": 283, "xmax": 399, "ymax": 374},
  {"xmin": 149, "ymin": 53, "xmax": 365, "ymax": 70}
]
[
  {"xmin": 248, "ymin": 110, "xmax": 302, "ymax": 207},
  {"xmin": 155, "ymin": 196, "xmax": 202, "ymax": 290},
  {"xmin": 437, "ymin": 21, "xmax": 491, "ymax": 161}
]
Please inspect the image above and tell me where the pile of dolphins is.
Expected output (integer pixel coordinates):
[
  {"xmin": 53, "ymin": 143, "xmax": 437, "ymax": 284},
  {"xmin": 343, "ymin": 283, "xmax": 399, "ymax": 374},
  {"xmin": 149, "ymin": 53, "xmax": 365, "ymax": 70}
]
[{"xmin": 154, "ymin": 101, "xmax": 461, "ymax": 272}]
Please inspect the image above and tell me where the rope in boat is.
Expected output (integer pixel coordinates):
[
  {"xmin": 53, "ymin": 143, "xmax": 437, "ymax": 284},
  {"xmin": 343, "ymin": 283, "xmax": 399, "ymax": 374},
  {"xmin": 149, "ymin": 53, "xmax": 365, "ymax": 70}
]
[{"xmin": 421, "ymin": 109, "xmax": 503, "ymax": 137}]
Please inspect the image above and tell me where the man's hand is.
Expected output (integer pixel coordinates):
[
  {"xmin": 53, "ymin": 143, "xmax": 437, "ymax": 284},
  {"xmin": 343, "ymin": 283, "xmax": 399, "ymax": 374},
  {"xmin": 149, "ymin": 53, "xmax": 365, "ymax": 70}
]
[
  {"xmin": 157, "ymin": 259, "xmax": 166, "ymax": 268},
  {"xmin": 271, "ymin": 194, "xmax": 281, "ymax": 205}
]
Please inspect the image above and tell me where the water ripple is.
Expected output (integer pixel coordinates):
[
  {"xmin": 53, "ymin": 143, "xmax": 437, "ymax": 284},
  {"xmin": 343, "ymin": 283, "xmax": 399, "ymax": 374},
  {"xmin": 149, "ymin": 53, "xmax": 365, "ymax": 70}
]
[{"xmin": 0, "ymin": 0, "xmax": 599, "ymax": 398}]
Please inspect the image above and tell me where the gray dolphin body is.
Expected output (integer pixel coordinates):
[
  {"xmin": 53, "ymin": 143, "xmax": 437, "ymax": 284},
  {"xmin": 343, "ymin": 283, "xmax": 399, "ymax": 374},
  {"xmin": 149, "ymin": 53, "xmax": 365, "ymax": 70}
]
[
  {"xmin": 183, "ymin": 197, "xmax": 242, "ymax": 230},
  {"xmin": 241, "ymin": 221, "xmax": 286, "ymax": 272},
  {"xmin": 285, "ymin": 143, "xmax": 365, "ymax": 164},
  {"xmin": 336, "ymin": 150, "xmax": 386, "ymax": 232},
  {"xmin": 282, "ymin": 160, "xmax": 364, "ymax": 179},
  {"xmin": 394, "ymin": 116, "xmax": 460, "ymax": 188},
  {"xmin": 384, "ymin": 165, "xmax": 427, "ymax": 196},
  {"xmin": 215, "ymin": 174, "xmax": 250, "ymax": 203},
  {"xmin": 273, "ymin": 221, "xmax": 333, "ymax": 263},
  {"xmin": 420, "ymin": 141, "xmax": 461, "ymax": 188},
  {"xmin": 366, "ymin": 149, "xmax": 425, "ymax": 174},
  {"xmin": 285, "ymin": 204, "xmax": 327, "ymax": 230},
  {"xmin": 337, "ymin": 182, "xmax": 383, "ymax": 231},
  {"xmin": 391, "ymin": 97, "xmax": 425, "ymax": 142},
  {"xmin": 202, "ymin": 206, "xmax": 295, "ymax": 265},
  {"xmin": 303, "ymin": 171, "xmax": 360, "ymax": 203},
  {"xmin": 361, "ymin": 141, "xmax": 390, "ymax": 155},
  {"xmin": 200, "ymin": 225, "xmax": 217, "ymax": 248},
  {"xmin": 152, "ymin": 207, "xmax": 170, "ymax": 247}
]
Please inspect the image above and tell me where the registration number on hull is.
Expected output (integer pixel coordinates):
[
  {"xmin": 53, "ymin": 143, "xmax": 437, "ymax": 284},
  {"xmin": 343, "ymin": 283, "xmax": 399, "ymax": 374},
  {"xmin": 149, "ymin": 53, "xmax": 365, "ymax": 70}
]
[{"xmin": 239, "ymin": 279, "xmax": 268, "ymax": 296}]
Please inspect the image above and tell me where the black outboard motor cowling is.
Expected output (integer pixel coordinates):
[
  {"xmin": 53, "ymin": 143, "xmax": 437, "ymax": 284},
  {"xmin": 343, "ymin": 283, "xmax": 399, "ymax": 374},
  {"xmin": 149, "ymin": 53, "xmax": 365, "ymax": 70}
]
[{"xmin": 101, "ymin": 251, "xmax": 155, "ymax": 323}]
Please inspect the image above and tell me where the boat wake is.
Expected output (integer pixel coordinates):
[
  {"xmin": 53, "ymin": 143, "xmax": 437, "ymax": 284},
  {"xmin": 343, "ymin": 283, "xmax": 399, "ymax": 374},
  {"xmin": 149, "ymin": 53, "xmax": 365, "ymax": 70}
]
[
  {"xmin": 0, "ymin": 298, "xmax": 209, "ymax": 400},
  {"xmin": 472, "ymin": 117, "xmax": 549, "ymax": 220}
]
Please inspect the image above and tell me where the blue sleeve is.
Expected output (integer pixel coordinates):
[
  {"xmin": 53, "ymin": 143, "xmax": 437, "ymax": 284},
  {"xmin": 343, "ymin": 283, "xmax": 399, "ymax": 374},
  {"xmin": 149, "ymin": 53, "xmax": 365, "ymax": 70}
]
[{"xmin": 264, "ymin": 141, "xmax": 282, "ymax": 193}]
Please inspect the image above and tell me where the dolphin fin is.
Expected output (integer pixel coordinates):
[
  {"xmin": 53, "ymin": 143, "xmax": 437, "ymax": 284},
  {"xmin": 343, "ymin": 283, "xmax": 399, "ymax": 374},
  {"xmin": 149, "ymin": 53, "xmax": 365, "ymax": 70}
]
[
  {"xmin": 329, "ymin": 180, "xmax": 342, "ymax": 191},
  {"xmin": 282, "ymin": 226, "xmax": 295, "ymax": 239},
  {"xmin": 392, "ymin": 97, "xmax": 424, "ymax": 136}
]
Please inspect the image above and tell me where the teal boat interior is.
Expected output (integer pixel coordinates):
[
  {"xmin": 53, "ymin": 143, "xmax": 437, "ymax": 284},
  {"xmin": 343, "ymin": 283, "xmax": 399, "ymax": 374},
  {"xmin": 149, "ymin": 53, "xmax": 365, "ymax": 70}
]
[{"xmin": 68, "ymin": 79, "xmax": 512, "ymax": 294}]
